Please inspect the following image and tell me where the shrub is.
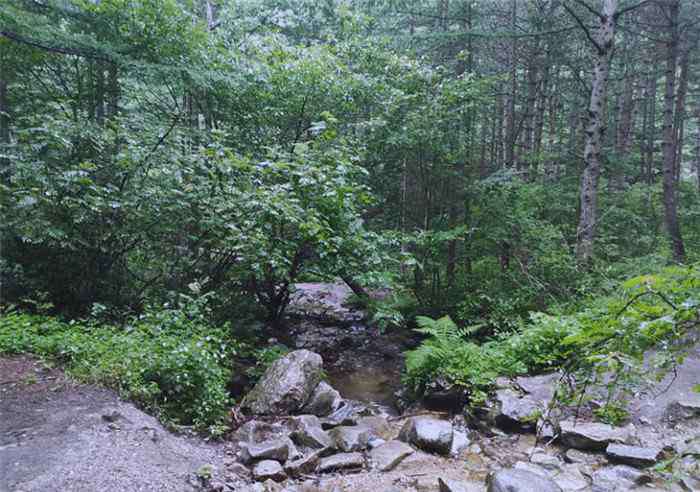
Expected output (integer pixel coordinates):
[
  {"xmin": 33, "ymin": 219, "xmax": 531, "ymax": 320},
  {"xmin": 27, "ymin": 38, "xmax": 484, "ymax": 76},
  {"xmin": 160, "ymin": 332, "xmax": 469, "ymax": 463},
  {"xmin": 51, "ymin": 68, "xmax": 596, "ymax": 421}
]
[{"xmin": 0, "ymin": 297, "xmax": 236, "ymax": 431}]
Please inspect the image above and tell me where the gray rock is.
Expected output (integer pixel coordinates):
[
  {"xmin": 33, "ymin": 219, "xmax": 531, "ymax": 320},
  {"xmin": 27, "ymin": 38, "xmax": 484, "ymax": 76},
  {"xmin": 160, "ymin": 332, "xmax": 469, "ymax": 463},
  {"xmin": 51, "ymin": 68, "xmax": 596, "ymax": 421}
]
[
  {"xmin": 679, "ymin": 435, "xmax": 700, "ymax": 456},
  {"xmin": 289, "ymin": 415, "xmax": 333, "ymax": 449},
  {"xmin": 234, "ymin": 420, "xmax": 284, "ymax": 444},
  {"xmin": 399, "ymin": 417, "xmax": 454, "ymax": 455},
  {"xmin": 564, "ymin": 449, "xmax": 604, "ymax": 466},
  {"xmin": 243, "ymin": 350, "xmax": 324, "ymax": 416},
  {"xmin": 493, "ymin": 389, "xmax": 542, "ymax": 431},
  {"xmin": 284, "ymin": 452, "xmax": 320, "ymax": 478},
  {"xmin": 368, "ymin": 440, "xmax": 414, "ymax": 471},
  {"xmin": 240, "ymin": 439, "xmax": 292, "ymax": 464},
  {"xmin": 317, "ymin": 452, "xmax": 364, "ymax": 473},
  {"xmin": 559, "ymin": 421, "xmax": 629, "ymax": 451},
  {"xmin": 554, "ymin": 465, "xmax": 590, "ymax": 492},
  {"xmin": 302, "ymin": 382, "xmax": 343, "ymax": 417},
  {"xmin": 262, "ymin": 478, "xmax": 283, "ymax": 492},
  {"xmin": 321, "ymin": 401, "xmax": 360, "ymax": 429},
  {"xmin": 666, "ymin": 399, "xmax": 700, "ymax": 422},
  {"xmin": 329, "ymin": 425, "xmax": 370, "ymax": 452},
  {"xmin": 225, "ymin": 461, "xmax": 252, "ymax": 480},
  {"xmin": 487, "ymin": 469, "xmax": 562, "ymax": 492},
  {"xmin": 450, "ymin": 430, "xmax": 471, "ymax": 457},
  {"xmin": 367, "ymin": 437, "xmax": 386, "ymax": 449},
  {"xmin": 530, "ymin": 452, "xmax": 562, "ymax": 471},
  {"xmin": 605, "ymin": 443, "xmax": 661, "ymax": 468},
  {"xmin": 438, "ymin": 478, "xmax": 477, "ymax": 492},
  {"xmin": 252, "ymin": 460, "xmax": 287, "ymax": 482},
  {"xmin": 589, "ymin": 465, "xmax": 651, "ymax": 492},
  {"xmin": 356, "ymin": 416, "xmax": 393, "ymax": 440}
]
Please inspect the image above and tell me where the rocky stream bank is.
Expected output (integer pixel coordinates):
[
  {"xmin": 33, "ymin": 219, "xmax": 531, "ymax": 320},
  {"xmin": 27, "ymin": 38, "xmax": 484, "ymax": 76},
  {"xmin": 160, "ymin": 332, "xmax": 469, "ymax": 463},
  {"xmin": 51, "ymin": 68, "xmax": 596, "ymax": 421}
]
[{"xmin": 1, "ymin": 283, "xmax": 699, "ymax": 491}]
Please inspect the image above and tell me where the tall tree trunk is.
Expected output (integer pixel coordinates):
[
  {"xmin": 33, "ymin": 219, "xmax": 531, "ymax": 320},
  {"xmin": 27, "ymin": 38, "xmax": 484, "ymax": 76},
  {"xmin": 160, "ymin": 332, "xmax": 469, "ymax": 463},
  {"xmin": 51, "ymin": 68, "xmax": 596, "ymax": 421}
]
[
  {"xmin": 505, "ymin": 0, "xmax": 518, "ymax": 168},
  {"xmin": 695, "ymin": 105, "xmax": 700, "ymax": 193},
  {"xmin": 612, "ymin": 71, "xmax": 636, "ymax": 189},
  {"xmin": 574, "ymin": 0, "xmax": 619, "ymax": 266},
  {"xmin": 0, "ymin": 76, "xmax": 8, "ymax": 173},
  {"xmin": 661, "ymin": 0, "xmax": 685, "ymax": 263},
  {"xmin": 673, "ymin": 41, "xmax": 691, "ymax": 182}
]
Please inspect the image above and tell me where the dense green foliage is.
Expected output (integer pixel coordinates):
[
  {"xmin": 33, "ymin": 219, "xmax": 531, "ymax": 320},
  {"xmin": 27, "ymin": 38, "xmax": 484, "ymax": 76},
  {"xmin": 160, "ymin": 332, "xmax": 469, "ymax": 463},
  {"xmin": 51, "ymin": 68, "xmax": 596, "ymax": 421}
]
[
  {"xmin": 0, "ymin": 296, "xmax": 234, "ymax": 431},
  {"xmin": 405, "ymin": 264, "xmax": 700, "ymax": 418}
]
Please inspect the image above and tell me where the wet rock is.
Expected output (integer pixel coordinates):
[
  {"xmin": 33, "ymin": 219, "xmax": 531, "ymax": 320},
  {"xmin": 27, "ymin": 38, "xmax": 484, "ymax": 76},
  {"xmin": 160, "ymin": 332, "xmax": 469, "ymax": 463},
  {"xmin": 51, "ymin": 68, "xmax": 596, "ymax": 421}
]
[
  {"xmin": 329, "ymin": 425, "xmax": 370, "ymax": 452},
  {"xmin": 422, "ymin": 377, "xmax": 468, "ymax": 411},
  {"xmin": 399, "ymin": 417, "xmax": 454, "ymax": 455},
  {"xmin": 605, "ymin": 443, "xmax": 661, "ymax": 468},
  {"xmin": 493, "ymin": 389, "xmax": 542, "ymax": 431},
  {"xmin": 289, "ymin": 415, "xmax": 333, "ymax": 449},
  {"xmin": 243, "ymin": 350, "xmax": 324, "ymax": 416},
  {"xmin": 252, "ymin": 460, "xmax": 287, "ymax": 482},
  {"xmin": 284, "ymin": 452, "xmax": 320, "ymax": 478},
  {"xmin": 368, "ymin": 440, "xmax": 414, "ymax": 471},
  {"xmin": 317, "ymin": 452, "xmax": 365, "ymax": 472},
  {"xmin": 240, "ymin": 439, "xmax": 292, "ymax": 464},
  {"xmin": 438, "ymin": 477, "xmax": 476, "ymax": 492},
  {"xmin": 487, "ymin": 468, "xmax": 562, "ymax": 492},
  {"xmin": 302, "ymin": 382, "xmax": 343, "ymax": 417},
  {"xmin": 559, "ymin": 420, "xmax": 629, "ymax": 451},
  {"xmin": 589, "ymin": 465, "xmax": 651, "ymax": 492}
]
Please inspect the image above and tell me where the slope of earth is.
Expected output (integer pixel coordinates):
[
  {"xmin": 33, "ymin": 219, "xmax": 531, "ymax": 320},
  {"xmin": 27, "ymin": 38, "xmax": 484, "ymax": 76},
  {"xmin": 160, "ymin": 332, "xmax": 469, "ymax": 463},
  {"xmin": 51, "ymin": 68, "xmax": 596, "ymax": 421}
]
[{"xmin": 0, "ymin": 355, "xmax": 222, "ymax": 492}]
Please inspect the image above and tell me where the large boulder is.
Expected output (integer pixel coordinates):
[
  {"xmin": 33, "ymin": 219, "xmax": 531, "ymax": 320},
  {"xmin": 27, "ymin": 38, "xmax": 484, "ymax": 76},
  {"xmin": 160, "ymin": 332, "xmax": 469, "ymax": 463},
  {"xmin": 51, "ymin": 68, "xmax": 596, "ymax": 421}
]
[
  {"xmin": 486, "ymin": 469, "xmax": 562, "ymax": 492},
  {"xmin": 243, "ymin": 350, "xmax": 324, "ymax": 416},
  {"xmin": 398, "ymin": 417, "xmax": 453, "ymax": 455},
  {"xmin": 559, "ymin": 420, "xmax": 629, "ymax": 451},
  {"xmin": 329, "ymin": 425, "xmax": 371, "ymax": 452}
]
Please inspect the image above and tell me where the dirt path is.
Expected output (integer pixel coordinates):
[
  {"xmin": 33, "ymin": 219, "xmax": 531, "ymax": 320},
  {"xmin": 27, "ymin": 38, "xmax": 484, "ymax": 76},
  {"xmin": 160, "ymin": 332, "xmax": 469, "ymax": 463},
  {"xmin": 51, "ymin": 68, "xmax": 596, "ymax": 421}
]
[{"xmin": 0, "ymin": 356, "xmax": 222, "ymax": 492}]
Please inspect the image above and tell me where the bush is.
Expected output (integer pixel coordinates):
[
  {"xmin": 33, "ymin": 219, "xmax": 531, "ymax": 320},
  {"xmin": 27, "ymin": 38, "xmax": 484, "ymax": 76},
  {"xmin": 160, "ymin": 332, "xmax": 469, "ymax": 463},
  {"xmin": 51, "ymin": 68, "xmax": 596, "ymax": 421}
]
[{"xmin": 0, "ymin": 297, "xmax": 236, "ymax": 431}]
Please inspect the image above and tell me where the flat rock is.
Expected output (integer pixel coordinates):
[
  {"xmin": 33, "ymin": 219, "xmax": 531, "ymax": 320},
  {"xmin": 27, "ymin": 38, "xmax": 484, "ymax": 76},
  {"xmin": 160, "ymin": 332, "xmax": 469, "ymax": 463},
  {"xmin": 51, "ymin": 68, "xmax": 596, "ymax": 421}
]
[
  {"xmin": 559, "ymin": 421, "xmax": 629, "ymax": 451},
  {"xmin": 605, "ymin": 443, "xmax": 661, "ymax": 468},
  {"xmin": 252, "ymin": 460, "xmax": 287, "ymax": 482},
  {"xmin": 564, "ymin": 449, "xmax": 605, "ymax": 466},
  {"xmin": 329, "ymin": 425, "xmax": 370, "ymax": 452},
  {"xmin": 240, "ymin": 439, "xmax": 292, "ymax": 464},
  {"xmin": 368, "ymin": 440, "xmax": 414, "ymax": 471},
  {"xmin": 487, "ymin": 469, "xmax": 562, "ymax": 492},
  {"xmin": 589, "ymin": 465, "xmax": 651, "ymax": 492},
  {"xmin": 290, "ymin": 415, "xmax": 333, "ymax": 449},
  {"xmin": 399, "ymin": 417, "xmax": 453, "ymax": 455},
  {"xmin": 302, "ymin": 382, "xmax": 343, "ymax": 417},
  {"xmin": 317, "ymin": 452, "xmax": 364, "ymax": 473},
  {"xmin": 243, "ymin": 350, "xmax": 323, "ymax": 416}
]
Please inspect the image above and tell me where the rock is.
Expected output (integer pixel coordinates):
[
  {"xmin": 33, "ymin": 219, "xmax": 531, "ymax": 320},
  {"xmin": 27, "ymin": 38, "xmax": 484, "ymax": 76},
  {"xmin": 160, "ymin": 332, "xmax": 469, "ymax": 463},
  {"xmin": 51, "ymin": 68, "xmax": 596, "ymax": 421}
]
[
  {"xmin": 301, "ymin": 382, "xmax": 343, "ymax": 417},
  {"xmin": 284, "ymin": 452, "xmax": 320, "ymax": 478},
  {"xmin": 564, "ymin": 449, "xmax": 604, "ymax": 466},
  {"xmin": 487, "ymin": 469, "xmax": 563, "ymax": 492},
  {"xmin": 679, "ymin": 435, "xmax": 700, "ymax": 456},
  {"xmin": 438, "ymin": 477, "xmax": 475, "ymax": 492},
  {"xmin": 554, "ymin": 465, "xmax": 590, "ymax": 492},
  {"xmin": 399, "ymin": 417, "xmax": 454, "ymax": 455},
  {"xmin": 530, "ymin": 452, "xmax": 562, "ymax": 471},
  {"xmin": 225, "ymin": 461, "xmax": 252, "ymax": 480},
  {"xmin": 493, "ymin": 389, "xmax": 542, "ymax": 431},
  {"xmin": 367, "ymin": 437, "xmax": 386, "ymax": 449},
  {"xmin": 262, "ymin": 478, "xmax": 283, "ymax": 492},
  {"xmin": 450, "ymin": 430, "xmax": 471, "ymax": 457},
  {"xmin": 101, "ymin": 410, "xmax": 121, "ymax": 422},
  {"xmin": 368, "ymin": 440, "xmax": 414, "ymax": 471},
  {"xmin": 234, "ymin": 420, "xmax": 285, "ymax": 444},
  {"xmin": 605, "ymin": 443, "xmax": 661, "ymax": 468},
  {"xmin": 559, "ymin": 421, "xmax": 629, "ymax": 451},
  {"xmin": 252, "ymin": 460, "xmax": 287, "ymax": 482},
  {"xmin": 289, "ymin": 415, "xmax": 334, "ymax": 449},
  {"xmin": 207, "ymin": 479, "xmax": 226, "ymax": 492},
  {"xmin": 356, "ymin": 416, "xmax": 393, "ymax": 440},
  {"xmin": 240, "ymin": 439, "xmax": 292, "ymax": 464},
  {"xmin": 666, "ymin": 399, "xmax": 700, "ymax": 422},
  {"xmin": 589, "ymin": 465, "xmax": 651, "ymax": 492},
  {"xmin": 321, "ymin": 401, "xmax": 360, "ymax": 429},
  {"xmin": 317, "ymin": 452, "xmax": 365, "ymax": 473},
  {"xmin": 329, "ymin": 425, "xmax": 370, "ymax": 452},
  {"xmin": 243, "ymin": 350, "xmax": 324, "ymax": 416}
]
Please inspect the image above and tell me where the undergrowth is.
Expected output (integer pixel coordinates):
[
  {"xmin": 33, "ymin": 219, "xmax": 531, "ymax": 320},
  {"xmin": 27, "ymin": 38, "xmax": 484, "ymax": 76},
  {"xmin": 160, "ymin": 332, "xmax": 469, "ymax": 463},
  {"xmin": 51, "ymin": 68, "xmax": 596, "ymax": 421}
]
[
  {"xmin": 404, "ymin": 264, "xmax": 700, "ymax": 418},
  {"xmin": 0, "ymin": 295, "xmax": 237, "ymax": 433}
]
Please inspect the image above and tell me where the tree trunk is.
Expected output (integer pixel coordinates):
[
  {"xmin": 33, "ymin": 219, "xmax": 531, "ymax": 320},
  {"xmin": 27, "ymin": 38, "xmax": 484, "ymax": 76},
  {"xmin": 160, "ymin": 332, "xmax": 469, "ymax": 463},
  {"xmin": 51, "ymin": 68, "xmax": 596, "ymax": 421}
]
[
  {"xmin": 695, "ymin": 105, "xmax": 700, "ymax": 193},
  {"xmin": 575, "ymin": 0, "xmax": 619, "ymax": 266},
  {"xmin": 660, "ymin": 0, "xmax": 685, "ymax": 263},
  {"xmin": 0, "ymin": 76, "xmax": 8, "ymax": 173}
]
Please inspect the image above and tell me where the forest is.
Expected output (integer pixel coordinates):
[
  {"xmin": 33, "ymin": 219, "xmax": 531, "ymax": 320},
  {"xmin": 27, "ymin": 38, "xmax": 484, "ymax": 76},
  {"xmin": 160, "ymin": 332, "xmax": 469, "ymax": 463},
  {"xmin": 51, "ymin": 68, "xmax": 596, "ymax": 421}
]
[{"xmin": 1, "ymin": 1, "xmax": 700, "ymax": 489}]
